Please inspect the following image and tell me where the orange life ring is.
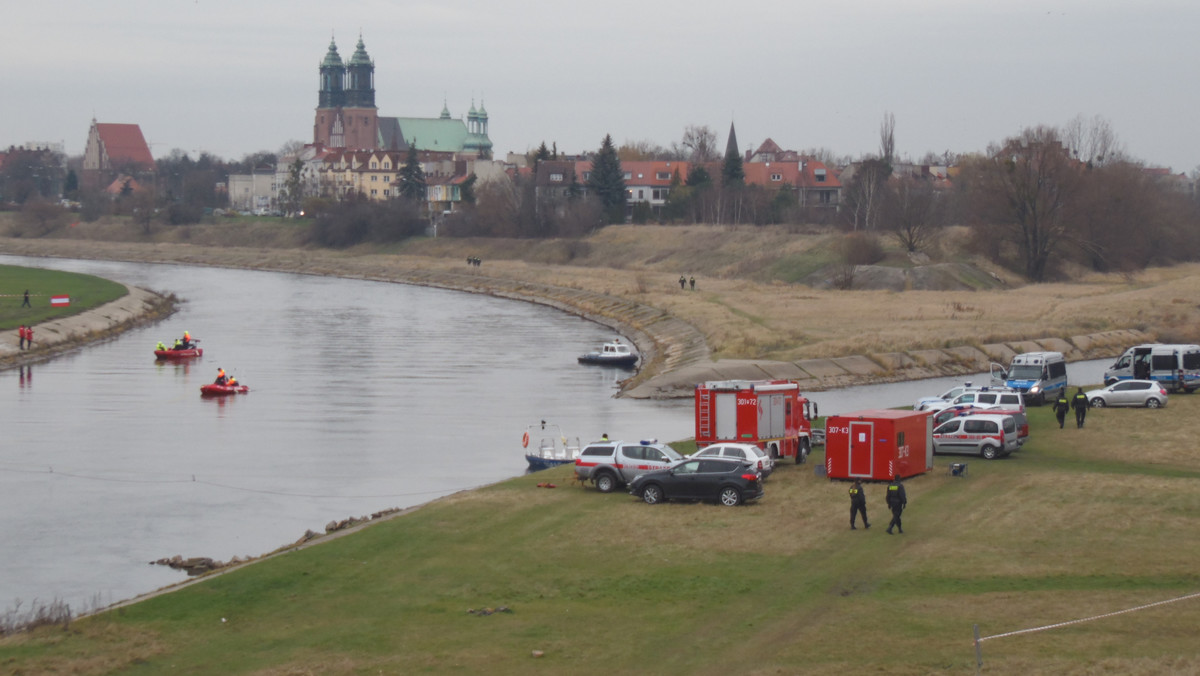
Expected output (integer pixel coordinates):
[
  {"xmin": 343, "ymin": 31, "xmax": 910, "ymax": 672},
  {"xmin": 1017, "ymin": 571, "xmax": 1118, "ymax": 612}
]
[{"xmin": 522, "ymin": 431, "xmax": 530, "ymax": 448}]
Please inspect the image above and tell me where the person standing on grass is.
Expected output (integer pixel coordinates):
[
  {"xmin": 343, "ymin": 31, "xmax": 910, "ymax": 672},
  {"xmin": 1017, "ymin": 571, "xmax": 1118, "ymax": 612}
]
[
  {"xmin": 22, "ymin": 289, "xmax": 30, "ymax": 307},
  {"xmin": 1053, "ymin": 392, "xmax": 1070, "ymax": 429},
  {"xmin": 678, "ymin": 275, "xmax": 686, "ymax": 290},
  {"xmin": 885, "ymin": 474, "xmax": 906, "ymax": 535},
  {"xmin": 1071, "ymin": 387, "xmax": 1089, "ymax": 428},
  {"xmin": 849, "ymin": 479, "xmax": 869, "ymax": 530}
]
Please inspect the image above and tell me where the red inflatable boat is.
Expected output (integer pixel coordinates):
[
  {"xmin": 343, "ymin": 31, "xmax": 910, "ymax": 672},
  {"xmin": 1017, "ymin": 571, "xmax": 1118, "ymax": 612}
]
[
  {"xmin": 155, "ymin": 348, "xmax": 203, "ymax": 360},
  {"xmin": 200, "ymin": 383, "xmax": 249, "ymax": 396}
]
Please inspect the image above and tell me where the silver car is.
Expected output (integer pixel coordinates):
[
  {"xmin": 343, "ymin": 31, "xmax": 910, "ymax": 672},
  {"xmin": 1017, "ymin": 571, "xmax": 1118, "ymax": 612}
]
[
  {"xmin": 690, "ymin": 443, "xmax": 774, "ymax": 478},
  {"xmin": 1086, "ymin": 380, "xmax": 1168, "ymax": 408}
]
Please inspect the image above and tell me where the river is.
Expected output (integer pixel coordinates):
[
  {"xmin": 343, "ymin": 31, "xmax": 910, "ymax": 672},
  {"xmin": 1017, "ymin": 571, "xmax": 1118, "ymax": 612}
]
[{"xmin": 0, "ymin": 254, "xmax": 1114, "ymax": 612}]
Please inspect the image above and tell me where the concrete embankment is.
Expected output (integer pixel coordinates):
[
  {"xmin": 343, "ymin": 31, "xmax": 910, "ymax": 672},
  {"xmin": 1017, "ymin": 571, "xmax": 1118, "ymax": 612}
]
[{"xmin": 0, "ymin": 286, "xmax": 174, "ymax": 370}]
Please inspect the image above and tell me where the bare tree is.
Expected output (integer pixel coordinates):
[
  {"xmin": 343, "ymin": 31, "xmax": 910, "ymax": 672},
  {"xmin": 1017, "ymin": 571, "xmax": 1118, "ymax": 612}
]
[
  {"xmin": 1062, "ymin": 114, "xmax": 1125, "ymax": 167},
  {"xmin": 879, "ymin": 112, "xmax": 896, "ymax": 165},
  {"xmin": 882, "ymin": 176, "xmax": 945, "ymax": 253},
  {"xmin": 961, "ymin": 126, "xmax": 1083, "ymax": 281},
  {"xmin": 679, "ymin": 124, "xmax": 720, "ymax": 163}
]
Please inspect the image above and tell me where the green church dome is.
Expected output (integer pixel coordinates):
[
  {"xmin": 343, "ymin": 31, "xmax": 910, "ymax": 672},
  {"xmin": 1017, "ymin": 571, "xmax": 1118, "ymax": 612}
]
[{"xmin": 322, "ymin": 39, "xmax": 343, "ymax": 68}]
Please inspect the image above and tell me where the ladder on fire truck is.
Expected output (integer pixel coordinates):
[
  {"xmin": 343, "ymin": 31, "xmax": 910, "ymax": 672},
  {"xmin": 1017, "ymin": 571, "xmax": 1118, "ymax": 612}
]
[{"xmin": 697, "ymin": 391, "xmax": 712, "ymax": 438}]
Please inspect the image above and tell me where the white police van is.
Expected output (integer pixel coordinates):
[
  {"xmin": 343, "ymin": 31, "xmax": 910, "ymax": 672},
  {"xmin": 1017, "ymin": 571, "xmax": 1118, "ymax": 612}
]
[
  {"xmin": 1103, "ymin": 344, "xmax": 1200, "ymax": 393},
  {"xmin": 990, "ymin": 351, "xmax": 1067, "ymax": 406}
]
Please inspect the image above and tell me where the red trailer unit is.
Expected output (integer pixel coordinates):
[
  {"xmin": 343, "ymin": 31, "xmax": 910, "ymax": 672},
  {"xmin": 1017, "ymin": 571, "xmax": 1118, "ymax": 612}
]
[
  {"xmin": 694, "ymin": 380, "xmax": 817, "ymax": 464},
  {"xmin": 824, "ymin": 409, "xmax": 933, "ymax": 481}
]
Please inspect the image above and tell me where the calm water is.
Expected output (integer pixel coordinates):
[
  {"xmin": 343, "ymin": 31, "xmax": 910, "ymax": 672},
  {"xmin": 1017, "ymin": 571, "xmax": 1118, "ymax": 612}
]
[{"xmin": 0, "ymin": 254, "xmax": 1115, "ymax": 610}]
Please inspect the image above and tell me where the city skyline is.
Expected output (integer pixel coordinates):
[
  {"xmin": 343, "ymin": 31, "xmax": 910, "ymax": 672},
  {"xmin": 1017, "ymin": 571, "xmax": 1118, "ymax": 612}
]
[{"xmin": 4, "ymin": 0, "xmax": 1198, "ymax": 172}]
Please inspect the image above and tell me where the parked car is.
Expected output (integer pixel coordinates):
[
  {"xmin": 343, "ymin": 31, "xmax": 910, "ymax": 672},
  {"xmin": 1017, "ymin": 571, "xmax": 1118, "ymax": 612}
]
[
  {"xmin": 931, "ymin": 413, "xmax": 1021, "ymax": 459},
  {"xmin": 934, "ymin": 404, "xmax": 1030, "ymax": 446},
  {"xmin": 690, "ymin": 443, "xmax": 774, "ymax": 478},
  {"xmin": 628, "ymin": 457, "xmax": 764, "ymax": 506},
  {"xmin": 913, "ymin": 382, "xmax": 981, "ymax": 411},
  {"xmin": 923, "ymin": 387, "xmax": 1025, "ymax": 414},
  {"xmin": 574, "ymin": 439, "xmax": 684, "ymax": 493},
  {"xmin": 1086, "ymin": 380, "xmax": 1168, "ymax": 408}
]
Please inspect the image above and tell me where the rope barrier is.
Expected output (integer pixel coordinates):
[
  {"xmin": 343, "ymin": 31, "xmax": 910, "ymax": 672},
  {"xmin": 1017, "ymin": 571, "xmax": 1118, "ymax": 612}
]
[{"xmin": 979, "ymin": 590, "xmax": 1200, "ymax": 642}]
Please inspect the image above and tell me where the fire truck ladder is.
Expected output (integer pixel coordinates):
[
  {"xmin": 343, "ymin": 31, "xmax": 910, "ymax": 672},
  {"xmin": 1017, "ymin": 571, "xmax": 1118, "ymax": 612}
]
[{"xmin": 697, "ymin": 392, "xmax": 711, "ymax": 438}]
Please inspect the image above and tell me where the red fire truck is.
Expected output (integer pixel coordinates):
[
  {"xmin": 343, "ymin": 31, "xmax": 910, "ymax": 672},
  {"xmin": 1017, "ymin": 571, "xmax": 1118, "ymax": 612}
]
[{"xmin": 694, "ymin": 380, "xmax": 818, "ymax": 464}]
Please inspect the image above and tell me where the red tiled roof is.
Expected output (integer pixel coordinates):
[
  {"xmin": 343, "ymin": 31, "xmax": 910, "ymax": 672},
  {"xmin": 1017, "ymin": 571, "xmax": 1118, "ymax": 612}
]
[{"xmin": 95, "ymin": 123, "xmax": 155, "ymax": 167}]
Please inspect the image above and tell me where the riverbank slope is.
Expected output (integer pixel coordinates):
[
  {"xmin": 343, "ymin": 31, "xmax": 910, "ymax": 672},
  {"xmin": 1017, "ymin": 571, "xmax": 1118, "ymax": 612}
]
[{"xmin": 4, "ymin": 224, "xmax": 1197, "ymax": 395}]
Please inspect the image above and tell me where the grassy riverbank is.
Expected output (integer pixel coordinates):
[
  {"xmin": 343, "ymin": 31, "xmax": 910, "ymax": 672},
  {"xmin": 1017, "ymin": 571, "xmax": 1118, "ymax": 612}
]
[
  {"xmin": 4, "ymin": 397, "xmax": 1199, "ymax": 673},
  {"xmin": 0, "ymin": 264, "xmax": 128, "ymax": 329}
]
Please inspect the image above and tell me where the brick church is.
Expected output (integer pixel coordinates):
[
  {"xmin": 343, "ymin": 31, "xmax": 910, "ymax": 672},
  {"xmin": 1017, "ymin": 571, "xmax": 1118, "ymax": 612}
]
[{"xmin": 312, "ymin": 36, "xmax": 492, "ymax": 158}]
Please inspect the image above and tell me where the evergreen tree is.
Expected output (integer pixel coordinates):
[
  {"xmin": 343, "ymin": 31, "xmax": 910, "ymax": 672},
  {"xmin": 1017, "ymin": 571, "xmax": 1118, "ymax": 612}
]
[
  {"xmin": 398, "ymin": 145, "xmax": 426, "ymax": 201},
  {"xmin": 587, "ymin": 134, "xmax": 626, "ymax": 223}
]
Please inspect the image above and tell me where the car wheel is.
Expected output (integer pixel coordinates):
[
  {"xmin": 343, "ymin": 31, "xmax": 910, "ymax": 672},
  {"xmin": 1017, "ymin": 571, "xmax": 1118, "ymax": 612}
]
[
  {"xmin": 719, "ymin": 486, "xmax": 742, "ymax": 506},
  {"xmin": 641, "ymin": 484, "xmax": 664, "ymax": 505},
  {"xmin": 1146, "ymin": 398, "xmax": 1163, "ymax": 409},
  {"xmin": 594, "ymin": 472, "xmax": 618, "ymax": 494},
  {"xmin": 1091, "ymin": 398, "xmax": 1106, "ymax": 408},
  {"xmin": 981, "ymin": 444, "xmax": 998, "ymax": 460}
]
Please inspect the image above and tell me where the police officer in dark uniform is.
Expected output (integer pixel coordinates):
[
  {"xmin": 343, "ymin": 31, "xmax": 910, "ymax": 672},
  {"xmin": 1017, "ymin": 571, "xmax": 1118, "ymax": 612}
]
[
  {"xmin": 1052, "ymin": 393, "xmax": 1070, "ymax": 429},
  {"xmin": 849, "ymin": 479, "xmax": 869, "ymax": 530},
  {"xmin": 1071, "ymin": 387, "xmax": 1089, "ymax": 428},
  {"xmin": 885, "ymin": 474, "xmax": 907, "ymax": 535}
]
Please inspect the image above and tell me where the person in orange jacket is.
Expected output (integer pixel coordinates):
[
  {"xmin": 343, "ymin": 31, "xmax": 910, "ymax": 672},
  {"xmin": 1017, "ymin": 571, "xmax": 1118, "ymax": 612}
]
[{"xmin": 214, "ymin": 368, "xmax": 227, "ymax": 385}]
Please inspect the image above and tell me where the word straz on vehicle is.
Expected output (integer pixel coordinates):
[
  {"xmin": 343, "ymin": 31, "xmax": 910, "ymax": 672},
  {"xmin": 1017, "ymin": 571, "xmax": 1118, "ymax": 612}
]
[
  {"xmin": 824, "ymin": 409, "xmax": 933, "ymax": 481},
  {"xmin": 695, "ymin": 380, "xmax": 817, "ymax": 465}
]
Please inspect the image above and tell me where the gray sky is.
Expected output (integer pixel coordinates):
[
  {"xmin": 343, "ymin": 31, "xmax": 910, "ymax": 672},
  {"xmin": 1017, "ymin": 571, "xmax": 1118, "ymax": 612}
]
[{"xmin": 5, "ymin": 0, "xmax": 1198, "ymax": 172}]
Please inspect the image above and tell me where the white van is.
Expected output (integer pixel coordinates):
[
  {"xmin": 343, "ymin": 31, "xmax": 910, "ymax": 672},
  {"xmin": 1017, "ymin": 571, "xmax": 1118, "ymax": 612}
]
[
  {"xmin": 1103, "ymin": 344, "xmax": 1200, "ymax": 393},
  {"xmin": 991, "ymin": 351, "xmax": 1068, "ymax": 406}
]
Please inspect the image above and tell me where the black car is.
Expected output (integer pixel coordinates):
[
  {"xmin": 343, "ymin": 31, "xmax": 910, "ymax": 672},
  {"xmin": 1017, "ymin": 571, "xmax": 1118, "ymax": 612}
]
[{"xmin": 628, "ymin": 457, "xmax": 764, "ymax": 506}]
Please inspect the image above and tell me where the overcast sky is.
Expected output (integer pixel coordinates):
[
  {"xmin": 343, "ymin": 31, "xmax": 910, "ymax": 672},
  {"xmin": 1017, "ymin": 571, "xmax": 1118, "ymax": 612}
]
[{"xmin": 5, "ymin": 0, "xmax": 1198, "ymax": 172}]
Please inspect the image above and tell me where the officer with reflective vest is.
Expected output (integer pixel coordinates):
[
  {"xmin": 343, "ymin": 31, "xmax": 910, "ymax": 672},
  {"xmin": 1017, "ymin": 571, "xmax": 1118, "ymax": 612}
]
[
  {"xmin": 849, "ymin": 479, "xmax": 870, "ymax": 530},
  {"xmin": 1052, "ymin": 393, "xmax": 1070, "ymax": 429},
  {"xmin": 1071, "ymin": 387, "xmax": 1089, "ymax": 428},
  {"xmin": 885, "ymin": 474, "xmax": 907, "ymax": 535},
  {"xmin": 214, "ymin": 368, "xmax": 227, "ymax": 385}
]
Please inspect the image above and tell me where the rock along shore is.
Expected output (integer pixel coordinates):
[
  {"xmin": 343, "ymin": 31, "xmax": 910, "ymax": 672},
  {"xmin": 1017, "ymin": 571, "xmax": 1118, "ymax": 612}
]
[{"xmin": 1, "ymin": 238, "xmax": 1139, "ymax": 395}]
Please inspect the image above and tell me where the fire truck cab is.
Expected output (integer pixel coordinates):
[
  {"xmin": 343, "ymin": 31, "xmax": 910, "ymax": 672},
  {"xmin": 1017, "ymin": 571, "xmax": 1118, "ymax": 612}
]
[{"xmin": 694, "ymin": 380, "xmax": 817, "ymax": 464}]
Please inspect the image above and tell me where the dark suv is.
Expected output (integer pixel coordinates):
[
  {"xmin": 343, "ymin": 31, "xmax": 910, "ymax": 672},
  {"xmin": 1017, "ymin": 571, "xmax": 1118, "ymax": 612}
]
[{"xmin": 628, "ymin": 457, "xmax": 764, "ymax": 506}]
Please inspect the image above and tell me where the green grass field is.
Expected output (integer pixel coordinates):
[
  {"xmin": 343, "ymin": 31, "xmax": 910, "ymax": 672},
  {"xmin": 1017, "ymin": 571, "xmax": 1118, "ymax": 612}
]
[
  {"xmin": 0, "ymin": 264, "xmax": 128, "ymax": 330},
  {"xmin": 2, "ymin": 396, "xmax": 1199, "ymax": 674}
]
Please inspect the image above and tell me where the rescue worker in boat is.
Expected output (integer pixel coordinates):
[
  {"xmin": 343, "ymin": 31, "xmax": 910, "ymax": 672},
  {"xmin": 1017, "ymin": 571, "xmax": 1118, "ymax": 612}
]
[
  {"xmin": 173, "ymin": 338, "xmax": 184, "ymax": 350},
  {"xmin": 227, "ymin": 375, "xmax": 238, "ymax": 388},
  {"xmin": 214, "ymin": 368, "xmax": 228, "ymax": 385},
  {"xmin": 1052, "ymin": 392, "xmax": 1070, "ymax": 429},
  {"xmin": 180, "ymin": 331, "xmax": 192, "ymax": 349},
  {"xmin": 156, "ymin": 341, "xmax": 167, "ymax": 352}
]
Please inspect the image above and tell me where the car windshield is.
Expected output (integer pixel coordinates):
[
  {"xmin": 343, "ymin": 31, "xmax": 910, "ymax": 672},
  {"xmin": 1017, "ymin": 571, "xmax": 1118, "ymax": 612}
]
[
  {"xmin": 1008, "ymin": 365, "xmax": 1043, "ymax": 379},
  {"xmin": 662, "ymin": 447, "xmax": 684, "ymax": 461}
]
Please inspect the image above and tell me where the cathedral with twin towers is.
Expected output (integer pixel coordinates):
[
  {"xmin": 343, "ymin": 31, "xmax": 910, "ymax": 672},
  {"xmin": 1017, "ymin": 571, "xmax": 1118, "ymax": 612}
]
[{"xmin": 312, "ymin": 35, "xmax": 493, "ymax": 158}]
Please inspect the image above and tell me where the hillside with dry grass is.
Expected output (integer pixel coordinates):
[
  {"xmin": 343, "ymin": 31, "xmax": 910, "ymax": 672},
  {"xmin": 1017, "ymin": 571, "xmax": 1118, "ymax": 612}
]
[{"xmin": 5, "ymin": 215, "xmax": 1200, "ymax": 368}]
